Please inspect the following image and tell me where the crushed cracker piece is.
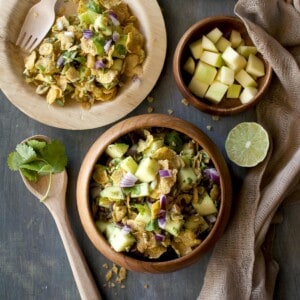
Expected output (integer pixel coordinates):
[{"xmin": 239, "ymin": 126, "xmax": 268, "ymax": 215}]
[
  {"xmin": 181, "ymin": 98, "xmax": 189, "ymax": 106},
  {"xmin": 212, "ymin": 115, "xmax": 220, "ymax": 121},
  {"xmin": 112, "ymin": 264, "xmax": 118, "ymax": 274},
  {"xmin": 116, "ymin": 267, "xmax": 127, "ymax": 283},
  {"xmin": 102, "ymin": 263, "xmax": 109, "ymax": 269},
  {"xmin": 121, "ymin": 284, "xmax": 126, "ymax": 289},
  {"xmin": 167, "ymin": 109, "xmax": 174, "ymax": 115},
  {"xmin": 144, "ymin": 284, "xmax": 149, "ymax": 289},
  {"xmin": 206, "ymin": 125, "xmax": 213, "ymax": 131},
  {"xmin": 105, "ymin": 269, "xmax": 113, "ymax": 282}
]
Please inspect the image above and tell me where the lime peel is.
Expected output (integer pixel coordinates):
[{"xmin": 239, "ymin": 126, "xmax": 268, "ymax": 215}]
[{"xmin": 225, "ymin": 122, "xmax": 269, "ymax": 167}]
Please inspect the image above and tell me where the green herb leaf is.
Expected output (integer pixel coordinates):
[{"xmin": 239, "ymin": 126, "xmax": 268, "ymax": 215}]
[
  {"xmin": 39, "ymin": 140, "xmax": 68, "ymax": 173},
  {"xmin": 145, "ymin": 219, "xmax": 159, "ymax": 231}
]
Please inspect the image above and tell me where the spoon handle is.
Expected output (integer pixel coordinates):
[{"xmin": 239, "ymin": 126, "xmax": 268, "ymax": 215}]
[{"xmin": 51, "ymin": 207, "xmax": 101, "ymax": 300}]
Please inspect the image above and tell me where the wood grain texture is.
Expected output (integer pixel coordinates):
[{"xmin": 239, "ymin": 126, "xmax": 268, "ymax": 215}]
[
  {"xmin": 0, "ymin": 0, "xmax": 167, "ymax": 129},
  {"xmin": 1, "ymin": 0, "xmax": 299, "ymax": 299}
]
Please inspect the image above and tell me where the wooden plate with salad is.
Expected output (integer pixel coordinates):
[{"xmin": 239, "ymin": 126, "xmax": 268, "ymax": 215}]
[{"xmin": 0, "ymin": 0, "xmax": 166, "ymax": 129}]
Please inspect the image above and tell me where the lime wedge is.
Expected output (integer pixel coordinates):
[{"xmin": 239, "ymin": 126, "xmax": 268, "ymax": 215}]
[{"xmin": 225, "ymin": 122, "xmax": 269, "ymax": 167}]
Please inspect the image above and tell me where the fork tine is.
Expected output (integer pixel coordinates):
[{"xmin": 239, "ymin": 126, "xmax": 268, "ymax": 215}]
[
  {"xmin": 28, "ymin": 38, "xmax": 39, "ymax": 53},
  {"xmin": 16, "ymin": 31, "xmax": 26, "ymax": 46}
]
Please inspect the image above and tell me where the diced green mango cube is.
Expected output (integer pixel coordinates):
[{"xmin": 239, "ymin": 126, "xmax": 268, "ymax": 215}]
[
  {"xmin": 206, "ymin": 27, "xmax": 223, "ymax": 43},
  {"xmin": 205, "ymin": 81, "xmax": 228, "ymax": 104},
  {"xmin": 183, "ymin": 56, "xmax": 195, "ymax": 74},
  {"xmin": 188, "ymin": 76, "xmax": 209, "ymax": 98},
  {"xmin": 235, "ymin": 69, "xmax": 257, "ymax": 88},
  {"xmin": 123, "ymin": 182, "xmax": 150, "ymax": 198},
  {"xmin": 202, "ymin": 35, "xmax": 218, "ymax": 52},
  {"xmin": 226, "ymin": 84, "xmax": 242, "ymax": 98},
  {"xmin": 100, "ymin": 186, "xmax": 125, "ymax": 200},
  {"xmin": 178, "ymin": 167, "xmax": 198, "ymax": 191},
  {"xmin": 192, "ymin": 192, "xmax": 218, "ymax": 216},
  {"xmin": 165, "ymin": 215, "xmax": 184, "ymax": 236},
  {"xmin": 246, "ymin": 54, "xmax": 265, "ymax": 77},
  {"xmin": 194, "ymin": 61, "xmax": 217, "ymax": 85},
  {"xmin": 135, "ymin": 157, "xmax": 159, "ymax": 182},
  {"xmin": 200, "ymin": 51, "xmax": 223, "ymax": 68},
  {"xmin": 216, "ymin": 66, "xmax": 235, "ymax": 85},
  {"xmin": 239, "ymin": 86, "xmax": 258, "ymax": 104},
  {"xmin": 189, "ymin": 38, "xmax": 203, "ymax": 59},
  {"xmin": 120, "ymin": 156, "xmax": 138, "ymax": 174},
  {"xmin": 237, "ymin": 45, "xmax": 257, "ymax": 58},
  {"xmin": 222, "ymin": 46, "xmax": 247, "ymax": 72},
  {"xmin": 230, "ymin": 29, "xmax": 242, "ymax": 48},
  {"xmin": 108, "ymin": 227, "xmax": 135, "ymax": 252},
  {"xmin": 215, "ymin": 36, "xmax": 231, "ymax": 52},
  {"xmin": 105, "ymin": 143, "xmax": 129, "ymax": 158}
]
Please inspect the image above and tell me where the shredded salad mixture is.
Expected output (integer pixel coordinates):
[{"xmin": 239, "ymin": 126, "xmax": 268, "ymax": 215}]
[
  {"xmin": 90, "ymin": 128, "xmax": 221, "ymax": 260},
  {"xmin": 23, "ymin": 0, "xmax": 145, "ymax": 108}
]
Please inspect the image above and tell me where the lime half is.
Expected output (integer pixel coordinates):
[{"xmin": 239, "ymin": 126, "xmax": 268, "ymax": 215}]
[{"xmin": 225, "ymin": 122, "xmax": 269, "ymax": 167}]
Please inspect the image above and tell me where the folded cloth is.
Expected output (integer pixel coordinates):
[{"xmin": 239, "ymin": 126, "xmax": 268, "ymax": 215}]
[{"xmin": 198, "ymin": 1, "xmax": 300, "ymax": 299}]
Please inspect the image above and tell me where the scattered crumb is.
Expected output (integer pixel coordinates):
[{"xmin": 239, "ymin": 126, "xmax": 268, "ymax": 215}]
[
  {"xmin": 147, "ymin": 96, "xmax": 154, "ymax": 103},
  {"xmin": 206, "ymin": 125, "xmax": 213, "ymax": 131},
  {"xmin": 181, "ymin": 98, "xmax": 189, "ymax": 106},
  {"xmin": 167, "ymin": 109, "xmax": 174, "ymax": 115},
  {"xmin": 105, "ymin": 269, "xmax": 113, "ymax": 282},
  {"xmin": 212, "ymin": 115, "xmax": 220, "ymax": 121},
  {"xmin": 147, "ymin": 106, "xmax": 154, "ymax": 113},
  {"xmin": 144, "ymin": 284, "xmax": 149, "ymax": 289},
  {"xmin": 102, "ymin": 263, "xmax": 128, "ymax": 289},
  {"xmin": 116, "ymin": 267, "xmax": 127, "ymax": 283}
]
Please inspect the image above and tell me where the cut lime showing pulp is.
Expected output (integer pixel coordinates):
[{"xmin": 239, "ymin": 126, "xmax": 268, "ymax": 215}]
[{"xmin": 225, "ymin": 122, "xmax": 269, "ymax": 167}]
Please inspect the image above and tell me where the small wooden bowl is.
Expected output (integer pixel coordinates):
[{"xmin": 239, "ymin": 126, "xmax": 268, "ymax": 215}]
[
  {"xmin": 76, "ymin": 114, "xmax": 232, "ymax": 273},
  {"xmin": 173, "ymin": 16, "xmax": 272, "ymax": 115}
]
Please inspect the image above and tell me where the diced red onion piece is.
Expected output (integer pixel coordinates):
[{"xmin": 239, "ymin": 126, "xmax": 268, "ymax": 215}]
[
  {"xmin": 56, "ymin": 55, "xmax": 65, "ymax": 67},
  {"xmin": 155, "ymin": 233, "xmax": 165, "ymax": 242},
  {"xmin": 112, "ymin": 31, "xmax": 120, "ymax": 42},
  {"xmin": 160, "ymin": 195, "xmax": 167, "ymax": 210},
  {"xmin": 204, "ymin": 168, "xmax": 220, "ymax": 184},
  {"xmin": 95, "ymin": 59, "xmax": 107, "ymax": 69},
  {"xmin": 108, "ymin": 10, "xmax": 120, "ymax": 26},
  {"xmin": 83, "ymin": 29, "xmax": 93, "ymax": 39},
  {"xmin": 159, "ymin": 169, "xmax": 172, "ymax": 178},
  {"xmin": 119, "ymin": 172, "xmax": 137, "ymax": 188},
  {"xmin": 158, "ymin": 215, "xmax": 166, "ymax": 229},
  {"xmin": 206, "ymin": 214, "xmax": 217, "ymax": 223},
  {"xmin": 121, "ymin": 224, "xmax": 132, "ymax": 234},
  {"xmin": 104, "ymin": 39, "xmax": 112, "ymax": 54}
]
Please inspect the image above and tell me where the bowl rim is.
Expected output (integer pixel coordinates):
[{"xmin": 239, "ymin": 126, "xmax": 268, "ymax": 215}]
[
  {"xmin": 76, "ymin": 113, "xmax": 232, "ymax": 273},
  {"xmin": 173, "ymin": 15, "xmax": 273, "ymax": 116}
]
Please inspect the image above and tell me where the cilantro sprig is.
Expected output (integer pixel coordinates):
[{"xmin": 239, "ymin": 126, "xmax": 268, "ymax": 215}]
[{"xmin": 7, "ymin": 139, "xmax": 68, "ymax": 201}]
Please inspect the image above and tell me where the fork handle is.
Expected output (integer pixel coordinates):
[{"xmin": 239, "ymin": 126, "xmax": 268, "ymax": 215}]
[{"xmin": 51, "ymin": 208, "xmax": 102, "ymax": 300}]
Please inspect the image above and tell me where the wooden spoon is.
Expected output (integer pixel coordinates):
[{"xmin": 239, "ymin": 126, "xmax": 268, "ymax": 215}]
[{"xmin": 20, "ymin": 135, "xmax": 101, "ymax": 300}]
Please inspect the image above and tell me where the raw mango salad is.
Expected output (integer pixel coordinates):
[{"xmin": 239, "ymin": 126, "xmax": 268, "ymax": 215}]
[
  {"xmin": 23, "ymin": 0, "xmax": 145, "ymax": 108},
  {"xmin": 90, "ymin": 128, "xmax": 221, "ymax": 259}
]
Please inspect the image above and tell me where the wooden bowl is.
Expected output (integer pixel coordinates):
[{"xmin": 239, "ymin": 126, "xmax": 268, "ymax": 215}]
[
  {"xmin": 76, "ymin": 114, "xmax": 232, "ymax": 273},
  {"xmin": 173, "ymin": 16, "xmax": 272, "ymax": 115}
]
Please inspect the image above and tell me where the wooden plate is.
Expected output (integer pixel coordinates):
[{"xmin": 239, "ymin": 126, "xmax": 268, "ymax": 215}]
[{"xmin": 0, "ymin": 0, "xmax": 166, "ymax": 129}]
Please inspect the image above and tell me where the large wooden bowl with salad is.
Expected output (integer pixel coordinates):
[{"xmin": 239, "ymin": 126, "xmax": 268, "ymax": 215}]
[{"xmin": 76, "ymin": 114, "xmax": 232, "ymax": 273}]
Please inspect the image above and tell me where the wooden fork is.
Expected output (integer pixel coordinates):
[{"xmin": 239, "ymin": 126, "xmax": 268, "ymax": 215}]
[{"xmin": 16, "ymin": 0, "xmax": 57, "ymax": 52}]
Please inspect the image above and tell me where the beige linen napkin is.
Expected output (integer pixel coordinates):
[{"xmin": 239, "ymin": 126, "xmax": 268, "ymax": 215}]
[{"xmin": 198, "ymin": 0, "xmax": 300, "ymax": 299}]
